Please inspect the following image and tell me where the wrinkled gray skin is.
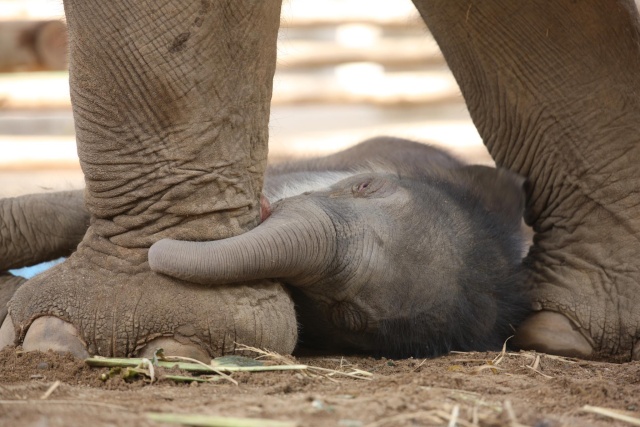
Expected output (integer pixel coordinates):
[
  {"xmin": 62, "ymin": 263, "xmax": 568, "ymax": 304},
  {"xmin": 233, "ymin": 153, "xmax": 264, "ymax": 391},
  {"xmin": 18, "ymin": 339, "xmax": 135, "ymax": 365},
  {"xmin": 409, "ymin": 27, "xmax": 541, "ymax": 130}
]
[
  {"xmin": 151, "ymin": 136, "xmax": 531, "ymax": 357},
  {"xmin": 2, "ymin": 0, "xmax": 640, "ymax": 361}
]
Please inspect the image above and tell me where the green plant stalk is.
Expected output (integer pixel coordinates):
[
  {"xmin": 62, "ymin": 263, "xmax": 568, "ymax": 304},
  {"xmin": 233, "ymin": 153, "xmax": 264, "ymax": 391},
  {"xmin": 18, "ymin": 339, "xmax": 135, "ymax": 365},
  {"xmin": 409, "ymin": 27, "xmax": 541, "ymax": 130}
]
[{"xmin": 85, "ymin": 357, "xmax": 308, "ymax": 373}]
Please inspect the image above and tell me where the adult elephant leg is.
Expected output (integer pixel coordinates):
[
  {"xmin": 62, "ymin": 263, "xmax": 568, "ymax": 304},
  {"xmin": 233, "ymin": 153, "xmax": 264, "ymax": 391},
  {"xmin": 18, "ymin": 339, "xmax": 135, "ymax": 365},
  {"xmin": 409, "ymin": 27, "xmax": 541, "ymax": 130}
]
[
  {"xmin": 0, "ymin": 0, "xmax": 297, "ymax": 359},
  {"xmin": 413, "ymin": 0, "xmax": 640, "ymax": 359}
]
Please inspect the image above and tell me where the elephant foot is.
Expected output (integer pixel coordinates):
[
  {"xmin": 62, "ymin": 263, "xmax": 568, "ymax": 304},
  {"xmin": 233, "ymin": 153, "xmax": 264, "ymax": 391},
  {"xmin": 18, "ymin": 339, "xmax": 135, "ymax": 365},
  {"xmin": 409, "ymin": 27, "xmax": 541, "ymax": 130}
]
[
  {"xmin": 524, "ymin": 229, "xmax": 640, "ymax": 360},
  {"xmin": 513, "ymin": 311, "xmax": 593, "ymax": 358},
  {"xmin": 2, "ymin": 237, "xmax": 298, "ymax": 360},
  {"xmin": 0, "ymin": 314, "xmax": 210, "ymax": 361}
]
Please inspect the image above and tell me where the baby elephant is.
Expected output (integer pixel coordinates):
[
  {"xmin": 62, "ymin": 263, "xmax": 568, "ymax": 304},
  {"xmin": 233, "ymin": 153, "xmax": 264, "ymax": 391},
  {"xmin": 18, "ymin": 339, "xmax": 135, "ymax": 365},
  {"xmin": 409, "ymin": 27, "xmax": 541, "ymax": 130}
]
[{"xmin": 150, "ymin": 137, "xmax": 531, "ymax": 358}]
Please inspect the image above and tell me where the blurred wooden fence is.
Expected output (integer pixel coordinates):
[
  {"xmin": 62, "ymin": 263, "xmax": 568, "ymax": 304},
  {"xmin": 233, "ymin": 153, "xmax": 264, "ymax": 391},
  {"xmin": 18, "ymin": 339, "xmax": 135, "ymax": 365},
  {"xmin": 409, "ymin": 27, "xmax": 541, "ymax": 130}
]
[
  {"xmin": 0, "ymin": 0, "xmax": 460, "ymax": 108},
  {"xmin": 0, "ymin": 0, "xmax": 490, "ymax": 195}
]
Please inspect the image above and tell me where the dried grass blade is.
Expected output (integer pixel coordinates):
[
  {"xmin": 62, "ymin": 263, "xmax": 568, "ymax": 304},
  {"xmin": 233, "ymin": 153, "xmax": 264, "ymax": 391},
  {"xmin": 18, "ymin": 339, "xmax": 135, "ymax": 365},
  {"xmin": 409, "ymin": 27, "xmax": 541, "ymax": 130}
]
[
  {"xmin": 40, "ymin": 381, "xmax": 61, "ymax": 400},
  {"xmin": 209, "ymin": 365, "xmax": 309, "ymax": 373},
  {"xmin": 453, "ymin": 359, "xmax": 493, "ymax": 364},
  {"xmin": 86, "ymin": 357, "xmax": 215, "ymax": 373},
  {"xmin": 472, "ymin": 406, "xmax": 479, "ymax": 426},
  {"xmin": 581, "ymin": 405, "xmax": 640, "ymax": 426},
  {"xmin": 524, "ymin": 364, "xmax": 553, "ymax": 379},
  {"xmin": 146, "ymin": 412, "xmax": 298, "ymax": 427},
  {"xmin": 159, "ymin": 355, "xmax": 237, "ymax": 385},
  {"xmin": 234, "ymin": 344, "xmax": 297, "ymax": 365},
  {"xmin": 543, "ymin": 354, "xmax": 579, "ymax": 364},
  {"xmin": 530, "ymin": 355, "xmax": 540, "ymax": 371},
  {"xmin": 365, "ymin": 410, "xmax": 449, "ymax": 427},
  {"xmin": 307, "ymin": 366, "xmax": 373, "ymax": 380},
  {"xmin": 140, "ymin": 358, "xmax": 155, "ymax": 382},
  {"xmin": 413, "ymin": 358, "xmax": 428, "ymax": 372},
  {"xmin": 492, "ymin": 336, "xmax": 512, "ymax": 366},
  {"xmin": 447, "ymin": 405, "xmax": 460, "ymax": 427},
  {"xmin": 433, "ymin": 409, "xmax": 475, "ymax": 427},
  {"xmin": 472, "ymin": 365, "xmax": 503, "ymax": 374},
  {"xmin": 503, "ymin": 400, "xmax": 528, "ymax": 427},
  {"xmin": 0, "ymin": 399, "xmax": 128, "ymax": 410}
]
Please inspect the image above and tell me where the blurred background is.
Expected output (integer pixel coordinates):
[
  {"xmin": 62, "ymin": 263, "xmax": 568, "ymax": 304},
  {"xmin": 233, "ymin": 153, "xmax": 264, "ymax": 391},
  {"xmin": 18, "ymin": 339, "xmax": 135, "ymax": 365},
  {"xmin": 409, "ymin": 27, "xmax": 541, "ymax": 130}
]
[{"xmin": 0, "ymin": 0, "xmax": 491, "ymax": 198}]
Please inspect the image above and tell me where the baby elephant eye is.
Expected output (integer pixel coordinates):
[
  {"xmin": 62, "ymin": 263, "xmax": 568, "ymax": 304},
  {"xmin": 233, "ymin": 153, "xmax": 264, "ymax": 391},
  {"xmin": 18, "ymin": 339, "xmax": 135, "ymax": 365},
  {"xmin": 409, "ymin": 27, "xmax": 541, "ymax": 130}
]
[
  {"xmin": 352, "ymin": 179, "xmax": 377, "ymax": 197},
  {"xmin": 341, "ymin": 174, "xmax": 397, "ymax": 199}
]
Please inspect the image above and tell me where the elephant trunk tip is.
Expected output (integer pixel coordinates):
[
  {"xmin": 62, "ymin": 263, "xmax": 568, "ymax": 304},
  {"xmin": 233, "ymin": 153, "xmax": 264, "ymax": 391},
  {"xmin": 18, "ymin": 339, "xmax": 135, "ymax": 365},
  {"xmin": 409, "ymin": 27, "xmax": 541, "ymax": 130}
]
[
  {"xmin": 148, "ymin": 238, "xmax": 196, "ymax": 281},
  {"xmin": 148, "ymin": 238, "xmax": 174, "ymax": 275},
  {"xmin": 148, "ymin": 237, "xmax": 244, "ymax": 285}
]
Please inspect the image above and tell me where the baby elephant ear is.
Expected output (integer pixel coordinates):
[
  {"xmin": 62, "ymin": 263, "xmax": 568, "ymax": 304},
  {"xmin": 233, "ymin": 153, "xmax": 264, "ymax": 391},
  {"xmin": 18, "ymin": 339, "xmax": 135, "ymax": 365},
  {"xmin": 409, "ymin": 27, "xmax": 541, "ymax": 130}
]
[{"xmin": 460, "ymin": 165, "xmax": 527, "ymax": 228}]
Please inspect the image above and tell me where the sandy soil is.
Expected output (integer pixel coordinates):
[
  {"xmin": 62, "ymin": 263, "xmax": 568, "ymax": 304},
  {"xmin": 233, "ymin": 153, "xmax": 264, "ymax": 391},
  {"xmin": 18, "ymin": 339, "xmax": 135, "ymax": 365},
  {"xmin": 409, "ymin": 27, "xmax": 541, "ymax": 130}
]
[{"xmin": 1, "ymin": 347, "xmax": 639, "ymax": 427}]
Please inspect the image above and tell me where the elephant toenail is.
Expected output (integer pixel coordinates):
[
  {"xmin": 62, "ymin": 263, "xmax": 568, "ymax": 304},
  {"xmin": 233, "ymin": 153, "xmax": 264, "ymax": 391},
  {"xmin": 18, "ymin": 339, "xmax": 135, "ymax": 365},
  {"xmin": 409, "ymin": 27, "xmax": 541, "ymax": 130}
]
[
  {"xmin": 513, "ymin": 311, "xmax": 594, "ymax": 358},
  {"xmin": 22, "ymin": 316, "xmax": 90, "ymax": 359}
]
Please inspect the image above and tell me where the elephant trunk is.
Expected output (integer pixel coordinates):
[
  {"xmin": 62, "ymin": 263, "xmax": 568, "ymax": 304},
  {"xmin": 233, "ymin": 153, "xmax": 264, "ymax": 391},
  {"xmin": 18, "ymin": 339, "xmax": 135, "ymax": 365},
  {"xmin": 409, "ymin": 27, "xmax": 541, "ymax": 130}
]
[
  {"xmin": 148, "ymin": 199, "xmax": 335, "ymax": 286},
  {"xmin": 0, "ymin": 190, "xmax": 89, "ymax": 271}
]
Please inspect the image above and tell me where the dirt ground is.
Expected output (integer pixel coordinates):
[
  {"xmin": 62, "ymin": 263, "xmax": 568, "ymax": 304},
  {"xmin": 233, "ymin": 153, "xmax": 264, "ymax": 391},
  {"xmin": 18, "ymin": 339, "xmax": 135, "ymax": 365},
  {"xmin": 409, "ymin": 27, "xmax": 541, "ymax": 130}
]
[{"xmin": 1, "ymin": 347, "xmax": 639, "ymax": 427}]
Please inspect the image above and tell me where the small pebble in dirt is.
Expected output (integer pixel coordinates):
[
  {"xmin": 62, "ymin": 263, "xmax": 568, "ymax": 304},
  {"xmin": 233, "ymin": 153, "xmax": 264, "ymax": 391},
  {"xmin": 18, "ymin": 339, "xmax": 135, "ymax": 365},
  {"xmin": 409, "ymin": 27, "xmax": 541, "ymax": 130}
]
[
  {"xmin": 37, "ymin": 362, "xmax": 50, "ymax": 370},
  {"xmin": 386, "ymin": 361, "xmax": 396, "ymax": 367},
  {"xmin": 533, "ymin": 419, "xmax": 559, "ymax": 427},
  {"xmin": 311, "ymin": 399, "xmax": 335, "ymax": 412}
]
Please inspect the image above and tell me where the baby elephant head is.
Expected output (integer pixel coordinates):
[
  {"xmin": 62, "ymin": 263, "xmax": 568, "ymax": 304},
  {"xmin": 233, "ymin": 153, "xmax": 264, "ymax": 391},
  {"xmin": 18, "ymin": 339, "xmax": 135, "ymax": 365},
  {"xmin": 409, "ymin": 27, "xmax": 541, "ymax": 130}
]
[{"xmin": 149, "ymin": 165, "xmax": 530, "ymax": 358}]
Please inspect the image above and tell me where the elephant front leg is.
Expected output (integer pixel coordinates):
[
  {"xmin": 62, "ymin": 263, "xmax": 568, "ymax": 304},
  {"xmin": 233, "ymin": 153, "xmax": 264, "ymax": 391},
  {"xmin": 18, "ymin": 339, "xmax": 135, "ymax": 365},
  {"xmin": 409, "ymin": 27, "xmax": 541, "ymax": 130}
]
[{"xmin": 0, "ymin": 0, "xmax": 297, "ymax": 359}]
